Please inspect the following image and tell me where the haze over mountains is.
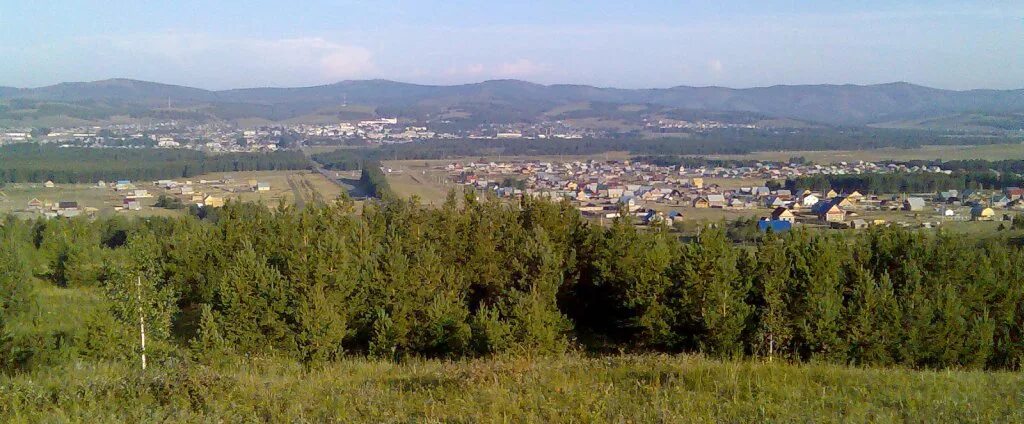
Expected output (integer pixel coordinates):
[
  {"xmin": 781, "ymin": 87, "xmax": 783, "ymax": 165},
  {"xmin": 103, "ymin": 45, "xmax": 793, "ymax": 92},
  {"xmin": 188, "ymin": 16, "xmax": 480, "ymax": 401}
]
[{"xmin": 2, "ymin": 78, "xmax": 1023, "ymax": 130}]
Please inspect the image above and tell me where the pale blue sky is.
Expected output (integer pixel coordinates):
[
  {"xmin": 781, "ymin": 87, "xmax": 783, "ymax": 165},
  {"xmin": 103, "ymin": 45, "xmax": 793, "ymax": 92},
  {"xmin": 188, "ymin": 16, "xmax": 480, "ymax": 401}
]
[{"xmin": 1, "ymin": 1, "xmax": 1022, "ymax": 89}]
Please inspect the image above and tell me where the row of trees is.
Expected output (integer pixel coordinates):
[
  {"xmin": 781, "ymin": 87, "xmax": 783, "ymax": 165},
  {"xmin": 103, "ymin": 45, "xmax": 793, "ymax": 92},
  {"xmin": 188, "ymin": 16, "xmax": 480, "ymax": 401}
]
[
  {"xmin": 6, "ymin": 194, "xmax": 1023, "ymax": 370},
  {"xmin": 786, "ymin": 171, "xmax": 1024, "ymax": 194},
  {"xmin": 358, "ymin": 161, "xmax": 393, "ymax": 198},
  {"xmin": 0, "ymin": 144, "xmax": 311, "ymax": 183}
]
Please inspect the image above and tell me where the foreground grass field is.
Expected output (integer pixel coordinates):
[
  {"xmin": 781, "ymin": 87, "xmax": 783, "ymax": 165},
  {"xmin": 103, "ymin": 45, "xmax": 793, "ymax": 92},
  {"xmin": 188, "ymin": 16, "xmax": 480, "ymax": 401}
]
[{"xmin": 2, "ymin": 354, "xmax": 1021, "ymax": 422}]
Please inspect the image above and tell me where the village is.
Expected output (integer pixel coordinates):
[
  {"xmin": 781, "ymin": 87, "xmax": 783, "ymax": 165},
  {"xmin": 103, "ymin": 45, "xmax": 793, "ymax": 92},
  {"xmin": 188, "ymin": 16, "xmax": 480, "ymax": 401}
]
[
  {"xmin": 0, "ymin": 170, "xmax": 339, "ymax": 219},
  {"xmin": 442, "ymin": 158, "xmax": 1022, "ymax": 231}
]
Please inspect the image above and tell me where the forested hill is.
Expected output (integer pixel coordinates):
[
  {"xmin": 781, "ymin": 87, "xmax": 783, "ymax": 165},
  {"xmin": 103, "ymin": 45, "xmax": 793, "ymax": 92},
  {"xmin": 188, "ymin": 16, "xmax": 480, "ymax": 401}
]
[
  {"xmin": 3, "ymin": 78, "xmax": 1024, "ymax": 125},
  {"xmin": 0, "ymin": 144, "xmax": 310, "ymax": 183}
]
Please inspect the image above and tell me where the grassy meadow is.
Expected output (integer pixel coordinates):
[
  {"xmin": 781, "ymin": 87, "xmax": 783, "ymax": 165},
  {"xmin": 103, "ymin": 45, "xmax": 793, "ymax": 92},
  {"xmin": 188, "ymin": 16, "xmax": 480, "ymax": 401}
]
[{"xmin": 3, "ymin": 351, "xmax": 1022, "ymax": 422}]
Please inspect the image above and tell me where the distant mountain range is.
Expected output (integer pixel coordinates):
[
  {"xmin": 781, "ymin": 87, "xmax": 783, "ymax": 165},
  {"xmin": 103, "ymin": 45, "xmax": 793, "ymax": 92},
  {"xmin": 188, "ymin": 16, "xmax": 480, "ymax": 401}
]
[{"xmin": 2, "ymin": 78, "xmax": 1023, "ymax": 129}]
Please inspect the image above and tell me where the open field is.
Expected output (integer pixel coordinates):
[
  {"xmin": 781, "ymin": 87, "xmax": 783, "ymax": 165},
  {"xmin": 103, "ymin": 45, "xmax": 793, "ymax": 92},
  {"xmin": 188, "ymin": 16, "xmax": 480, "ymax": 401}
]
[
  {"xmin": 2, "ymin": 351, "xmax": 1021, "ymax": 422},
  {"xmin": 0, "ymin": 170, "xmax": 344, "ymax": 218},
  {"xmin": 707, "ymin": 143, "xmax": 1024, "ymax": 162},
  {"xmin": 382, "ymin": 160, "xmax": 462, "ymax": 204}
]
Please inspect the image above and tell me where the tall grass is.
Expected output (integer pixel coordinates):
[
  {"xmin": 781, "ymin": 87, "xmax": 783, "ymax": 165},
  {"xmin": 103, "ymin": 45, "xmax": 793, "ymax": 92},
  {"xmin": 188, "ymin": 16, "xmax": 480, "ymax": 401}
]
[{"xmin": 2, "ymin": 354, "xmax": 1021, "ymax": 422}]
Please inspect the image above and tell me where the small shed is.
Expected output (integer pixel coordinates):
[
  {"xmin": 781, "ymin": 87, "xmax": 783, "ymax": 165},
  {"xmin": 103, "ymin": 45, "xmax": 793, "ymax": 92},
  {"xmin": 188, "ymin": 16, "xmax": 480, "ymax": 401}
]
[{"xmin": 903, "ymin": 197, "xmax": 926, "ymax": 211}]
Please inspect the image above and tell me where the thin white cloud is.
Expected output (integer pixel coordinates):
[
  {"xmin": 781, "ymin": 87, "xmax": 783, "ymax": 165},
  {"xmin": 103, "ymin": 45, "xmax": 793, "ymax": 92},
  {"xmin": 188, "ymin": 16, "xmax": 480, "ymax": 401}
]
[
  {"xmin": 708, "ymin": 59, "xmax": 724, "ymax": 74},
  {"xmin": 61, "ymin": 33, "xmax": 375, "ymax": 88},
  {"xmin": 442, "ymin": 59, "xmax": 547, "ymax": 81},
  {"xmin": 444, "ymin": 63, "xmax": 486, "ymax": 77},
  {"xmin": 496, "ymin": 59, "xmax": 546, "ymax": 78}
]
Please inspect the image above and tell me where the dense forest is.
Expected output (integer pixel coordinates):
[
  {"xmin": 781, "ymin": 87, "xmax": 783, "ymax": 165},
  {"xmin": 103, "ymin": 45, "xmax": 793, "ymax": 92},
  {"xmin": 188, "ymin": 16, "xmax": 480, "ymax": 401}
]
[
  {"xmin": 2, "ymin": 194, "xmax": 1022, "ymax": 373},
  {"xmin": 0, "ymin": 144, "xmax": 311, "ymax": 183}
]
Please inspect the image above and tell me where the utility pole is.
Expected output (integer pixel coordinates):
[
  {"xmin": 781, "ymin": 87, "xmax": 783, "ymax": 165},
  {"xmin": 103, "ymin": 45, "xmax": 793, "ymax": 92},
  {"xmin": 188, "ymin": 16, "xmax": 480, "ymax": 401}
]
[{"xmin": 137, "ymin": 275, "xmax": 147, "ymax": 371}]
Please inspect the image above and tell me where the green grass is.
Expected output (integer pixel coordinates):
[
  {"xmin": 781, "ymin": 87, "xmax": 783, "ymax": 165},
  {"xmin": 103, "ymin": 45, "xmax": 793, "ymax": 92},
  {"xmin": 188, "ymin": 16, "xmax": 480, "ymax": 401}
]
[
  {"xmin": 7, "ymin": 282, "xmax": 106, "ymax": 338},
  {"xmin": 2, "ymin": 353, "xmax": 1021, "ymax": 422},
  {"xmin": 5, "ymin": 280, "xmax": 1024, "ymax": 422},
  {"xmin": 11, "ymin": 284, "xmax": 1020, "ymax": 422}
]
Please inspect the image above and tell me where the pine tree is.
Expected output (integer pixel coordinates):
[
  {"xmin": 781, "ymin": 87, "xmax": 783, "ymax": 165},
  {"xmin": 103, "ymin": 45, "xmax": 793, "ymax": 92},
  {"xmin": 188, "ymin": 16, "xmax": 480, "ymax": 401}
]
[
  {"xmin": 749, "ymin": 233, "xmax": 793, "ymax": 360},
  {"xmin": 791, "ymin": 234, "xmax": 847, "ymax": 361},
  {"xmin": 678, "ymin": 228, "xmax": 749, "ymax": 358},
  {"xmin": 101, "ymin": 231, "xmax": 177, "ymax": 346},
  {"xmin": 215, "ymin": 242, "xmax": 292, "ymax": 354}
]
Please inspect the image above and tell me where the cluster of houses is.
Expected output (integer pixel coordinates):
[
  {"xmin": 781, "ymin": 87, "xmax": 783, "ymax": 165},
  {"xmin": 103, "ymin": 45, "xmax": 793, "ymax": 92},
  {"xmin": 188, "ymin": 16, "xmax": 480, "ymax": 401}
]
[
  {"xmin": 445, "ymin": 159, "xmax": 1022, "ymax": 230},
  {"xmin": 25, "ymin": 198, "xmax": 89, "ymax": 218},
  {"xmin": 24, "ymin": 177, "xmax": 274, "ymax": 218}
]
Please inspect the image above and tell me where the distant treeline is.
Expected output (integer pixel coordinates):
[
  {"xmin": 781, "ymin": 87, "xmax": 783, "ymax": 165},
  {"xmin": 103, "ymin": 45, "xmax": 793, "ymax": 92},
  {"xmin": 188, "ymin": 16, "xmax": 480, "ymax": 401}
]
[
  {"xmin": 903, "ymin": 159, "xmax": 1024, "ymax": 175},
  {"xmin": 313, "ymin": 148, "xmax": 370, "ymax": 171},
  {"xmin": 632, "ymin": 155, "xmax": 790, "ymax": 169},
  {"xmin": 0, "ymin": 144, "xmax": 310, "ymax": 183},
  {"xmin": 311, "ymin": 129, "xmax": 1021, "ymax": 168},
  {"xmin": 786, "ymin": 172, "xmax": 1024, "ymax": 194},
  {"xmin": 788, "ymin": 170, "xmax": 1024, "ymax": 194},
  {"xmin": 4, "ymin": 196, "xmax": 1024, "ymax": 372}
]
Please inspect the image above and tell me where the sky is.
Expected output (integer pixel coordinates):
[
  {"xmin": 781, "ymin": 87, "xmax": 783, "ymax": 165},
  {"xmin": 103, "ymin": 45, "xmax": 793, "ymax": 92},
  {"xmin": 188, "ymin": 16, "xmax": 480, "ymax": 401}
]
[{"xmin": 1, "ymin": 0, "xmax": 1022, "ymax": 90}]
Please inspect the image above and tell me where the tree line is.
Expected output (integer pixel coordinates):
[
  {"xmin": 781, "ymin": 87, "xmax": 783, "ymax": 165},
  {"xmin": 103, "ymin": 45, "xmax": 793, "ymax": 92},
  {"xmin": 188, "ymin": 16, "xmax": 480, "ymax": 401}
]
[
  {"xmin": 311, "ymin": 129, "xmax": 1023, "ymax": 169},
  {"xmin": 905, "ymin": 159, "xmax": 1024, "ymax": 175},
  {"xmin": 3, "ymin": 194, "xmax": 1023, "ymax": 372},
  {"xmin": 359, "ymin": 161, "xmax": 393, "ymax": 198},
  {"xmin": 0, "ymin": 144, "xmax": 311, "ymax": 183},
  {"xmin": 786, "ymin": 171, "xmax": 1024, "ymax": 194}
]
